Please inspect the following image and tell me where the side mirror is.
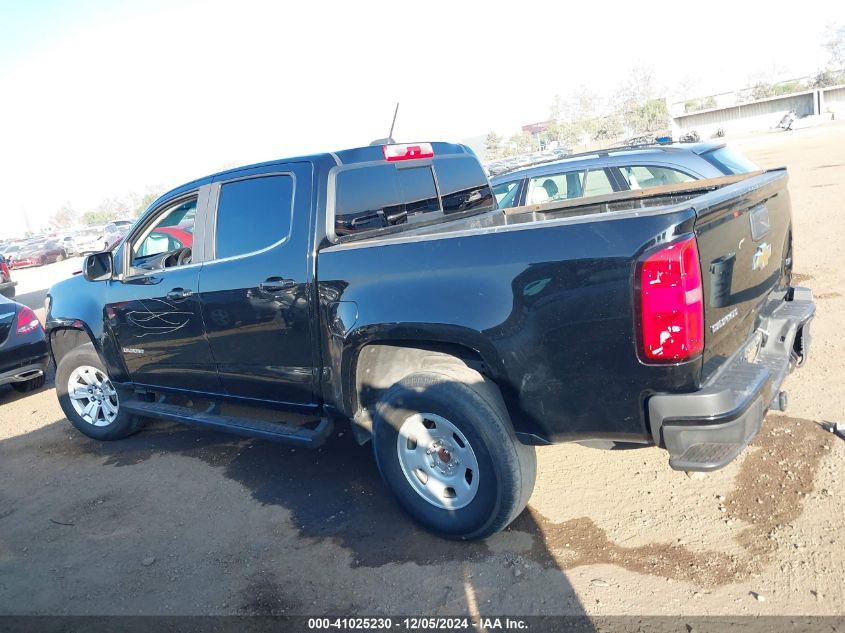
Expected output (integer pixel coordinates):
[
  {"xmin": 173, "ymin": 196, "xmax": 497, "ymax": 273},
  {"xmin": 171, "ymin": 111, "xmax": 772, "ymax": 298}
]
[{"xmin": 83, "ymin": 251, "xmax": 114, "ymax": 281}]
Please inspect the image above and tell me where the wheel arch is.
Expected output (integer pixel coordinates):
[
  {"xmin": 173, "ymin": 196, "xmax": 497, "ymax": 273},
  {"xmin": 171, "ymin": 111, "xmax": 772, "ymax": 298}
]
[
  {"xmin": 336, "ymin": 326, "xmax": 535, "ymax": 444},
  {"xmin": 48, "ymin": 325, "xmax": 97, "ymax": 367}
]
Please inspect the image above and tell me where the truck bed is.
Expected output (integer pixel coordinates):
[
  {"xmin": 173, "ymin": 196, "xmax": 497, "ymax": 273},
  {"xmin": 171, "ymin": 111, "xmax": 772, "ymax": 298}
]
[{"xmin": 318, "ymin": 169, "xmax": 794, "ymax": 445}]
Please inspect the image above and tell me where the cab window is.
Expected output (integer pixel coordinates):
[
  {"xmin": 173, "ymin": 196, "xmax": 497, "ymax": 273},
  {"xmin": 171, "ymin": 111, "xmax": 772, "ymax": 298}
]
[
  {"xmin": 214, "ymin": 175, "xmax": 294, "ymax": 259},
  {"xmin": 130, "ymin": 197, "xmax": 197, "ymax": 270},
  {"xmin": 334, "ymin": 155, "xmax": 493, "ymax": 239}
]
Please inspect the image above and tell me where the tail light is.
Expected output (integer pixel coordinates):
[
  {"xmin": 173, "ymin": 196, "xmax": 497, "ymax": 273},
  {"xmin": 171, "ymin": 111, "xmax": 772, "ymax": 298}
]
[
  {"xmin": 0, "ymin": 260, "xmax": 9, "ymax": 278},
  {"xmin": 383, "ymin": 142, "xmax": 434, "ymax": 162},
  {"xmin": 639, "ymin": 235, "xmax": 703, "ymax": 362},
  {"xmin": 16, "ymin": 306, "xmax": 42, "ymax": 335}
]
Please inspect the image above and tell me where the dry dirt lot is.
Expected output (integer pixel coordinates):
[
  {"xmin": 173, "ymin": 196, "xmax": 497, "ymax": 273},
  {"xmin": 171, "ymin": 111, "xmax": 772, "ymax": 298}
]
[{"xmin": 0, "ymin": 124, "xmax": 843, "ymax": 618}]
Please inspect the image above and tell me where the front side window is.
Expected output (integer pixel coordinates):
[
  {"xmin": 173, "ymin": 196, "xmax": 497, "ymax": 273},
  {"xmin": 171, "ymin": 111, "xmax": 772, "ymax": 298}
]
[
  {"xmin": 617, "ymin": 165, "xmax": 696, "ymax": 190},
  {"xmin": 131, "ymin": 198, "xmax": 197, "ymax": 269},
  {"xmin": 215, "ymin": 175, "xmax": 294, "ymax": 260}
]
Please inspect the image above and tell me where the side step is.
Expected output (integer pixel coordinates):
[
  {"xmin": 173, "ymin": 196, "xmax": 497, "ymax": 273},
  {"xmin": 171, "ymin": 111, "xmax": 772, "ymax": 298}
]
[{"xmin": 121, "ymin": 399, "xmax": 333, "ymax": 448}]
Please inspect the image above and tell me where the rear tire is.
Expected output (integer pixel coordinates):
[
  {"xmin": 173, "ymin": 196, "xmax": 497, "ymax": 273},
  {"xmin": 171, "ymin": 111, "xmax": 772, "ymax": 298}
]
[
  {"xmin": 372, "ymin": 366, "xmax": 536, "ymax": 540},
  {"xmin": 56, "ymin": 343, "xmax": 143, "ymax": 440},
  {"xmin": 0, "ymin": 286, "xmax": 13, "ymax": 299},
  {"xmin": 11, "ymin": 374, "xmax": 45, "ymax": 392}
]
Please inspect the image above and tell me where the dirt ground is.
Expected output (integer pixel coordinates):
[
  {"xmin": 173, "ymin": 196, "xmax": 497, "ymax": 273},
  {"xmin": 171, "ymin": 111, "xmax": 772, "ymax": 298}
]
[{"xmin": 0, "ymin": 123, "xmax": 843, "ymax": 617}]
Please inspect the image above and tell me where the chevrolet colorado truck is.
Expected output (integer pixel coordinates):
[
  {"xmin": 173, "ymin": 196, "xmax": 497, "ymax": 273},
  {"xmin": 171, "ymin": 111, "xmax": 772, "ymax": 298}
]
[{"xmin": 46, "ymin": 141, "xmax": 814, "ymax": 539}]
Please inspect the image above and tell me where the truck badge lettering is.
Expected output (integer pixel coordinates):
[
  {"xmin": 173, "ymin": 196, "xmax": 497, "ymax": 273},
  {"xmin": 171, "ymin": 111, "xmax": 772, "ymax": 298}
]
[
  {"xmin": 122, "ymin": 347, "xmax": 145, "ymax": 355},
  {"xmin": 710, "ymin": 308, "xmax": 738, "ymax": 334}
]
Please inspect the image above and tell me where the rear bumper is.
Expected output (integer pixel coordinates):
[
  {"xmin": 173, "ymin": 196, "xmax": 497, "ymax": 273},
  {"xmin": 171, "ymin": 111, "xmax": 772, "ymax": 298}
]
[
  {"xmin": 648, "ymin": 286, "xmax": 815, "ymax": 471},
  {"xmin": 0, "ymin": 360, "xmax": 48, "ymax": 386}
]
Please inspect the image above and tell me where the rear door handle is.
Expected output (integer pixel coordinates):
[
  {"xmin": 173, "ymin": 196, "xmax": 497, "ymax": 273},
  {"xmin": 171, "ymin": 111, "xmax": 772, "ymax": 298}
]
[
  {"xmin": 259, "ymin": 277, "xmax": 296, "ymax": 292},
  {"xmin": 166, "ymin": 288, "xmax": 193, "ymax": 300}
]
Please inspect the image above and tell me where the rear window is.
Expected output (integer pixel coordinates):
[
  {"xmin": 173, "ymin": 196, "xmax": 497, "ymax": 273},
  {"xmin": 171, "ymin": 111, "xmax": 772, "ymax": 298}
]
[
  {"xmin": 701, "ymin": 146, "xmax": 759, "ymax": 175},
  {"xmin": 334, "ymin": 156, "xmax": 493, "ymax": 238}
]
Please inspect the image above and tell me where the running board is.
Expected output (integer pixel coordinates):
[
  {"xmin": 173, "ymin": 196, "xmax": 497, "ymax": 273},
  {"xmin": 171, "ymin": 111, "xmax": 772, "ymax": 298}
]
[{"xmin": 121, "ymin": 400, "xmax": 333, "ymax": 448}]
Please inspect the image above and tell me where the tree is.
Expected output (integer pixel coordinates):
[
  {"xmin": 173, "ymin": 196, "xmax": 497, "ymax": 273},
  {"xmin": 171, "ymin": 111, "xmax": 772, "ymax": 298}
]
[
  {"xmin": 50, "ymin": 204, "xmax": 78, "ymax": 230},
  {"xmin": 824, "ymin": 22, "xmax": 845, "ymax": 68},
  {"xmin": 81, "ymin": 197, "xmax": 130, "ymax": 226},
  {"xmin": 485, "ymin": 130, "xmax": 503, "ymax": 160},
  {"xmin": 127, "ymin": 187, "xmax": 163, "ymax": 218},
  {"xmin": 810, "ymin": 68, "xmax": 845, "ymax": 88},
  {"xmin": 612, "ymin": 66, "xmax": 669, "ymax": 134},
  {"xmin": 503, "ymin": 132, "xmax": 534, "ymax": 156}
]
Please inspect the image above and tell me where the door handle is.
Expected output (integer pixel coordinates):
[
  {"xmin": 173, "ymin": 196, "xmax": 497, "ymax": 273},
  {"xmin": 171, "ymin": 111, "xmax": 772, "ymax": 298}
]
[
  {"xmin": 259, "ymin": 277, "xmax": 296, "ymax": 292},
  {"xmin": 166, "ymin": 288, "xmax": 193, "ymax": 301}
]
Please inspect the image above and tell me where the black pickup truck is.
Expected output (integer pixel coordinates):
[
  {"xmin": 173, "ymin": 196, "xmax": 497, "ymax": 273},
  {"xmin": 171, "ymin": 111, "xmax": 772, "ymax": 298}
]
[{"xmin": 46, "ymin": 141, "xmax": 814, "ymax": 539}]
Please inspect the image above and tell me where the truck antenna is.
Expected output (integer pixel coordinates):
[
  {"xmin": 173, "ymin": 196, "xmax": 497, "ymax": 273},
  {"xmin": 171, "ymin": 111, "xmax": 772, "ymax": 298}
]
[
  {"xmin": 369, "ymin": 103, "xmax": 400, "ymax": 146},
  {"xmin": 388, "ymin": 102, "xmax": 399, "ymax": 143}
]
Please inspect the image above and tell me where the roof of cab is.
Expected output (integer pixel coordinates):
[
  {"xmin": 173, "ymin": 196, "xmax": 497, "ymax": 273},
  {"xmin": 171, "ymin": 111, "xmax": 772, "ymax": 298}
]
[{"xmin": 151, "ymin": 141, "xmax": 474, "ymax": 211}]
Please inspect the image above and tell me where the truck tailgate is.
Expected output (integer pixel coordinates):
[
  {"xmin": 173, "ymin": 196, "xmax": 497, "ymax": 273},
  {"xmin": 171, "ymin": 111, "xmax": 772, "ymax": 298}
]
[{"xmin": 692, "ymin": 169, "xmax": 792, "ymax": 379}]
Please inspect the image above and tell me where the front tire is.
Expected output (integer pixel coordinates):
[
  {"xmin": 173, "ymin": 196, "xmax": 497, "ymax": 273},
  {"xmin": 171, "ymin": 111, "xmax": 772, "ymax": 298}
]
[
  {"xmin": 373, "ymin": 367, "xmax": 536, "ymax": 540},
  {"xmin": 56, "ymin": 343, "xmax": 143, "ymax": 440}
]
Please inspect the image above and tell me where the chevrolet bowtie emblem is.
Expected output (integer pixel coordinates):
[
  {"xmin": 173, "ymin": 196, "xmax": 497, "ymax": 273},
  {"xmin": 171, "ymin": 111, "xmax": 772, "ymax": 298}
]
[{"xmin": 752, "ymin": 242, "xmax": 771, "ymax": 271}]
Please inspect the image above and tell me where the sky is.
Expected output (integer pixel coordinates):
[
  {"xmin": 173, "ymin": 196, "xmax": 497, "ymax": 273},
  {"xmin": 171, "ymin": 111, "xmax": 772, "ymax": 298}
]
[{"xmin": 0, "ymin": 0, "xmax": 843, "ymax": 238}]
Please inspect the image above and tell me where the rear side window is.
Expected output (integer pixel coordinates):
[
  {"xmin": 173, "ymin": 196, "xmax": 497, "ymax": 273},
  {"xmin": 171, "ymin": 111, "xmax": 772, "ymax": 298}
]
[
  {"xmin": 583, "ymin": 169, "xmax": 614, "ymax": 197},
  {"xmin": 334, "ymin": 155, "xmax": 494, "ymax": 238},
  {"xmin": 700, "ymin": 146, "xmax": 759, "ymax": 175},
  {"xmin": 493, "ymin": 180, "xmax": 520, "ymax": 208},
  {"xmin": 215, "ymin": 175, "xmax": 294, "ymax": 259},
  {"xmin": 617, "ymin": 165, "xmax": 696, "ymax": 190}
]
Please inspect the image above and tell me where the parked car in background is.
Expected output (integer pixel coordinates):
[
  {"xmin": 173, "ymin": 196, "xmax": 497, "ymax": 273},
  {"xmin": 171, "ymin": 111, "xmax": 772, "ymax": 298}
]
[
  {"xmin": 1, "ymin": 243, "xmax": 25, "ymax": 264},
  {"xmin": 0, "ymin": 255, "xmax": 16, "ymax": 299},
  {"xmin": 75, "ymin": 228, "xmax": 106, "ymax": 255},
  {"xmin": 491, "ymin": 142, "xmax": 760, "ymax": 208},
  {"xmin": 103, "ymin": 220, "xmax": 133, "ymax": 250},
  {"xmin": 10, "ymin": 240, "xmax": 68, "ymax": 269},
  {"xmin": 0, "ymin": 293, "xmax": 48, "ymax": 393},
  {"xmin": 59, "ymin": 235, "xmax": 78, "ymax": 257}
]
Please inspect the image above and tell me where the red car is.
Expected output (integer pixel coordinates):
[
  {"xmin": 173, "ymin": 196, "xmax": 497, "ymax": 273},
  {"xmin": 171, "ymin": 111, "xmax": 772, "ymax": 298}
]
[
  {"xmin": 10, "ymin": 240, "xmax": 68, "ymax": 269},
  {"xmin": 0, "ymin": 256, "xmax": 16, "ymax": 298},
  {"xmin": 153, "ymin": 226, "xmax": 193, "ymax": 248}
]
